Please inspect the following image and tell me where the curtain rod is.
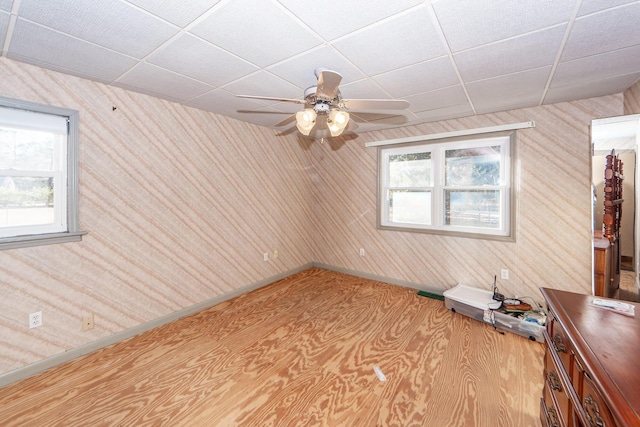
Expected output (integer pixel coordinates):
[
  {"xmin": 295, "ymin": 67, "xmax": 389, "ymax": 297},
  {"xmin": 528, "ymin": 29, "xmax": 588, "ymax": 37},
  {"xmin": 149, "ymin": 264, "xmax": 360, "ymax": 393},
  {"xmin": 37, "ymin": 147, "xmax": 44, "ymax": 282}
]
[{"xmin": 364, "ymin": 121, "xmax": 535, "ymax": 148}]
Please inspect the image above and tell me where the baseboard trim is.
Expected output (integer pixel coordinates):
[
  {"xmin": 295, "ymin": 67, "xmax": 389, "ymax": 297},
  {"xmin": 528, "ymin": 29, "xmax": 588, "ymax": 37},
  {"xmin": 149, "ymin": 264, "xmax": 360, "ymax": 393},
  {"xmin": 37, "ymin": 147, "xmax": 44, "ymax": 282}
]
[
  {"xmin": 312, "ymin": 262, "xmax": 444, "ymax": 296},
  {"xmin": 0, "ymin": 263, "xmax": 313, "ymax": 388}
]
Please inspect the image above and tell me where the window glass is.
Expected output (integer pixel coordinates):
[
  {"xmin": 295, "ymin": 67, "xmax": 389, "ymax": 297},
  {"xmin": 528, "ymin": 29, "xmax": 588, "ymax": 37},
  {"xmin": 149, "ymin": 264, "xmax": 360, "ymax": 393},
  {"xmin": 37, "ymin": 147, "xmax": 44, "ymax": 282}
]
[
  {"xmin": 0, "ymin": 97, "xmax": 84, "ymax": 249},
  {"xmin": 444, "ymin": 189, "xmax": 500, "ymax": 228},
  {"xmin": 445, "ymin": 146, "xmax": 501, "ymax": 186},
  {"xmin": 389, "ymin": 189, "xmax": 431, "ymax": 225},
  {"xmin": 0, "ymin": 128, "xmax": 58, "ymax": 171},
  {"xmin": 389, "ymin": 152, "xmax": 431, "ymax": 187},
  {"xmin": 379, "ymin": 133, "xmax": 512, "ymax": 239}
]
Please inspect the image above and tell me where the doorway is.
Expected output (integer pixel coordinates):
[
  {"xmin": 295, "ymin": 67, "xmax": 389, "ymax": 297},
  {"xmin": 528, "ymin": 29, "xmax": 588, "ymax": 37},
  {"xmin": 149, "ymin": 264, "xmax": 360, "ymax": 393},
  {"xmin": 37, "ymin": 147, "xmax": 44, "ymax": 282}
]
[{"xmin": 591, "ymin": 114, "xmax": 640, "ymax": 296}]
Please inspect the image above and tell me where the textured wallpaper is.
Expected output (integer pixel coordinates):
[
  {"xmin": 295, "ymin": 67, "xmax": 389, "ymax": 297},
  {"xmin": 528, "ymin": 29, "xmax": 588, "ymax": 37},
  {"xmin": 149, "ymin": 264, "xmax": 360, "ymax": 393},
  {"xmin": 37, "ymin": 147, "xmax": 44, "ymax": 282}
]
[
  {"xmin": 0, "ymin": 55, "xmax": 628, "ymax": 377},
  {"xmin": 310, "ymin": 95, "xmax": 623, "ymax": 306},
  {"xmin": 0, "ymin": 58, "xmax": 315, "ymax": 374},
  {"xmin": 624, "ymin": 79, "xmax": 640, "ymax": 115}
]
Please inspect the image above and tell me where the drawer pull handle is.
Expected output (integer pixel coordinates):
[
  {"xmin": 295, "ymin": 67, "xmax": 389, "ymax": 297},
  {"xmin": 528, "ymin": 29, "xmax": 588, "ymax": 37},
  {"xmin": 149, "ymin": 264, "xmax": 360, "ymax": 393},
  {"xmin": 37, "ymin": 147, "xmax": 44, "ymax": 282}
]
[
  {"xmin": 546, "ymin": 405, "xmax": 560, "ymax": 427},
  {"xmin": 547, "ymin": 370, "xmax": 562, "ymax": 392},
  {"xmin": 553, "ymin": 333, "xmax": 566, "ymax": 353},
  {"xmin": 584, "ymin": 395, "xmax": 605, "ymax": 427}
]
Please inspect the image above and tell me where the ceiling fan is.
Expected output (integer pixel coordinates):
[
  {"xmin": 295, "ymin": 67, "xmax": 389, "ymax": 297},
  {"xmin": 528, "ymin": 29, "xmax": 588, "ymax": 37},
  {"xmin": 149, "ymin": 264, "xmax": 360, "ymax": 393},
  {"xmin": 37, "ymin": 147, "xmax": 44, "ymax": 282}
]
[{"xmin": 236, "ymin": 68, "xmax": 410, "ymax": 138}]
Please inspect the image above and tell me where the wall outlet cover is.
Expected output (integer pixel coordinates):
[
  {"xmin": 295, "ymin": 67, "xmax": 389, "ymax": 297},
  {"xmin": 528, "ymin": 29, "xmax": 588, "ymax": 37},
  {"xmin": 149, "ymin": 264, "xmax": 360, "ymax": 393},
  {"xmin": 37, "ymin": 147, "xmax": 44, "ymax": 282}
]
[{"xmin": 29, "ymin": 311, "xmax": 43, "ymax": 329}]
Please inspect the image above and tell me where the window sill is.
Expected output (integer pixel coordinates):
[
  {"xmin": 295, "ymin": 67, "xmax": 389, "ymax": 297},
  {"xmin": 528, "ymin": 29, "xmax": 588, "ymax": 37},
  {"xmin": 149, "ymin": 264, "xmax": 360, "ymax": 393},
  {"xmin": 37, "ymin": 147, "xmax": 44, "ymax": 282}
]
[
  {"xmin": 378, "ymin": 224, "xmax": 514, "ymax": 242},
  {"xmin": 0, "ymin": 231, "xmax": 88, "ymax": 251}
]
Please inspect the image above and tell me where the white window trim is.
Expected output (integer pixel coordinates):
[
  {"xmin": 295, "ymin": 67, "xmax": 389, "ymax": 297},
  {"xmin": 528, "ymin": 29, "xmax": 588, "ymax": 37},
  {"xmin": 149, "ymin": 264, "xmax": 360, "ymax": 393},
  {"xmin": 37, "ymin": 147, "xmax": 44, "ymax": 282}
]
[
  {"xmin": 377, "ymin": 131, "xmax": 515, "ymax": 241},
  {"xmin": 0, "ymin": 96, "xmax": 86, "ymax": 250}
]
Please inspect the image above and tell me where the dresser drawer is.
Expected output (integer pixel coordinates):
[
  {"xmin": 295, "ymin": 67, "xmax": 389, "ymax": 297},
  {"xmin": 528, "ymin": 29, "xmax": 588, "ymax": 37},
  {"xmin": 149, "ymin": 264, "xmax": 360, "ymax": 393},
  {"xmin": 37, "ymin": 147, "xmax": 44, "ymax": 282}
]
[
  {"xmin": 582, "ymin": 374, "xmax": 615, "ymax": 427},
  {"xmin": 545, "ymin": 349, "xmax": 570, "ymax": 425},
  {"xmin": 548, "ymin": 311, "xmax": 573, "ymax": 378},
  {"xmin": 542, "ymin": 386, "xmax": 563, "ymax": 427}
]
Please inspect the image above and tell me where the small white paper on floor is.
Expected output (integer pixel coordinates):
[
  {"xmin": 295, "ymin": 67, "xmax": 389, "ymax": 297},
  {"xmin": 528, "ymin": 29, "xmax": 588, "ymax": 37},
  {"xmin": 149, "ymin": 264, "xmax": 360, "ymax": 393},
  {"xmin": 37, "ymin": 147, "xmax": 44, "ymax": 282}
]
[{"xmin": 373, "ymin": 365, "xmax": 386, "ymax": 382}]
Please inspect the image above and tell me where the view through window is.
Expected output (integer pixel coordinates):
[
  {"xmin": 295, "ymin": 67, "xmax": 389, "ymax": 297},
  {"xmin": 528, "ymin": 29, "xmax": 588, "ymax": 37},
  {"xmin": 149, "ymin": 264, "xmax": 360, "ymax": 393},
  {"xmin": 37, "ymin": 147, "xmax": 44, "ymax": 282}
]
[{"xmin": 379, "ymin": 133, "xmax": 513, "ymax": 239}]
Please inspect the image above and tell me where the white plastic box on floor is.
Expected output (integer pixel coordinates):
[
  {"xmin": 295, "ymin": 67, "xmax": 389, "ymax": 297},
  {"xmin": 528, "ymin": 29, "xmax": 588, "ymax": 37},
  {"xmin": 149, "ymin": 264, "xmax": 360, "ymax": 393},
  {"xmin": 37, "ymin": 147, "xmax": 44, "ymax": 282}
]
[{"xmin": 443, "ymin": 284, "xmax": 544, "ymax": 342}]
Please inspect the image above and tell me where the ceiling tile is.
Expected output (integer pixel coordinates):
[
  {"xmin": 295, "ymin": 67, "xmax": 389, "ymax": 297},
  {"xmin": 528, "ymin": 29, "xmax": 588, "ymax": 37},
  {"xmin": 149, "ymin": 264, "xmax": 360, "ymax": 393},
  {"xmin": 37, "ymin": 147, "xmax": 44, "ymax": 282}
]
[
  {"xmin": 115, "ymin": 62, "xmax": 214, "ymax": 102},
  {"xmin": 267, "ymin": 45, "xmax": 366, "ymax": 88},
  {"xmin": 2, "ymin": 0, "xmax": 639, "ymax": 138},
  {"xmin": 372, "ymin": 57, "xmax": 459, "ymax": 98},
  {"xmin": 403, "ymin": 85, "xmax": 469, "ymax": 113},
  {"xmin": 147, "ymin": 34, "xmax": 258, "ymax": 87},
  {"xmin": 125, "ymin": 0, "xmax": 222, "ymax": 27},
  {"xmin": 190, "ymin": 0, "xmax": 322, "ymax": 68},
  {"xmin": 455, "ymin": 26, "xmax": 565, "ymax": 82},
  {"xmin": 544, "ymin": 72, "xmax": 640, "ymax": 104},
  {"xmin": 0, "ymin": 11, "xmax": 8, "ymax": 39},
  {"xmin": 332, "ymin": 6, "xmax": 446, "ymax": 76},
  {"xmin": 433, "ymin": 0, "xmax": 576, "ymax": 52},
  {"xmin": 577, "ymin": 0, "xmax": 637, "ymax": 16},
  {"xmin": 18, "ymin": 0, "xmax": 178, "ymax": 58},
  {"xmin": 552, "ymin": 44, "xmax": 640, "ymax": 88},
  {"xmin": 8, "ymin": 19, "xmax": 138, "ymax": 82},
  {"xmin": 276, "ymin": 0, "xmax": 424, "ymax": 41},
  {"xmin": 561, "ymin": 1, "xmax": 640, "ymax": 61},
  {"xmin": 466, "ymin": 67, "xmax": 551, "ymax": 112}
]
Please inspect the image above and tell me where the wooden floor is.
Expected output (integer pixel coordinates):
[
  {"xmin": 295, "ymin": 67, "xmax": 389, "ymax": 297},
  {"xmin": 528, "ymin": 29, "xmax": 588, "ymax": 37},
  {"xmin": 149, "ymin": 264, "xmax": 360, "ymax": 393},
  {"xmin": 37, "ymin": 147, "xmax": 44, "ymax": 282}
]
[
  {"xmin": 618, "ymin": 269, "xmax": 640, "ymax": 302},
  {"xmin": 0, "ymin": 268, "xmax": 544, "ymax": 426}
]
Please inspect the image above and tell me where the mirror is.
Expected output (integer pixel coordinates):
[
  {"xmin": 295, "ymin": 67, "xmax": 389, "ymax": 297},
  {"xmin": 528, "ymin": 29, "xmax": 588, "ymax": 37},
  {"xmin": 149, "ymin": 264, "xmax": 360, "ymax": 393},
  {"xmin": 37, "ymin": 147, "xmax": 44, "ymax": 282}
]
[{"xmin": 591, "ymin": 114, "xmax": 640, "ymax": 299}]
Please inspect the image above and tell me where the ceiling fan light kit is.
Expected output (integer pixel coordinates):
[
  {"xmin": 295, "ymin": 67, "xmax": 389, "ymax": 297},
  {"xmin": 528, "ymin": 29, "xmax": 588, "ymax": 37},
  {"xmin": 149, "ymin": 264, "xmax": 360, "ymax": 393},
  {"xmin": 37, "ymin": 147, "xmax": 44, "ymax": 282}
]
[
  {"xmin": 237, "ymin": 68, "xmax": 410, "ymax": 140},
  {"xmin": 295, "ymin": 109, "xmax": 317, "ymax": 135},
  {"xmin": 328, "ymin": 109, "xmax": 350, "ymax": 137}
]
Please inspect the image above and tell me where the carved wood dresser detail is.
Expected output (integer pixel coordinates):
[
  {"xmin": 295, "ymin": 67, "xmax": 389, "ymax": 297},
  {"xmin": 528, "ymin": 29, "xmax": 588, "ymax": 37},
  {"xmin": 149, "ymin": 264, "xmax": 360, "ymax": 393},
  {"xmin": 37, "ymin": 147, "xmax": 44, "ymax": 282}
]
[{"xmin": 540, "ymin": 288, "xmax": 640, "ymax": 427}]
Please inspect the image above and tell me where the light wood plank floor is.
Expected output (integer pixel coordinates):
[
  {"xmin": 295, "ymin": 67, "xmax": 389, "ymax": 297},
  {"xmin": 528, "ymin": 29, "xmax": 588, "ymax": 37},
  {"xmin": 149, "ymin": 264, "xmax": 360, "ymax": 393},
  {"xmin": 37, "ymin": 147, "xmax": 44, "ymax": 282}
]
[{"xmin": 0, "ymin": 268, "xmax": 544, "ymax": 426}]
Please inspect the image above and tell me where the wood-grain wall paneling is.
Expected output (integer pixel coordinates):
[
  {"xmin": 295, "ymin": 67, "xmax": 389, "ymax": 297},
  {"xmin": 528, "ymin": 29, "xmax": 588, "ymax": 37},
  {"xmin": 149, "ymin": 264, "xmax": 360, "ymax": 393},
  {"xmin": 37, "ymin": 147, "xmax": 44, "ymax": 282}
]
[
  {"xmin": 624, "ymin": 79, "xmax": 640, "ymax": 114},
  {"xmin": 0, "ymin": 57, "xmax": 315, "ymax": 375},
  {"xmin": 311, "ymin": 95, "xmax": 624, "ymax": 305}
]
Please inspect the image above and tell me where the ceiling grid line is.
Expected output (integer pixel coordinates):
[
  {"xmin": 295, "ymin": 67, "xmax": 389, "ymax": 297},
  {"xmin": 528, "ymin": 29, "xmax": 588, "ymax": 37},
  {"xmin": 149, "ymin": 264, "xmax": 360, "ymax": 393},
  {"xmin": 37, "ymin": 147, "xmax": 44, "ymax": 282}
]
[
  {"xmin": 1, "ymin": 0, "xmax": 638, "ymax": 137},
  {"xmin": 425, "ymin": 2, "xmax": 477, "ymax": 115},
  {"xmin": 539, "ymin": 0, "xmax": 584, "ymax": 106},
  {"xmin": 1, "ymin": 0, "xmax": 21, "ymax": 57}
]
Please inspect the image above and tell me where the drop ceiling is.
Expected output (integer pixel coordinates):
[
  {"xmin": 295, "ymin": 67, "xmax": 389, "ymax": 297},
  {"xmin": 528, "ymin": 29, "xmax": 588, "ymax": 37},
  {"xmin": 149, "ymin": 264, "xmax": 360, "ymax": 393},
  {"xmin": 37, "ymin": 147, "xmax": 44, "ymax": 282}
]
[{"xmin": 1, "ymin": 0, "xmax": 639, "ymax": 136}]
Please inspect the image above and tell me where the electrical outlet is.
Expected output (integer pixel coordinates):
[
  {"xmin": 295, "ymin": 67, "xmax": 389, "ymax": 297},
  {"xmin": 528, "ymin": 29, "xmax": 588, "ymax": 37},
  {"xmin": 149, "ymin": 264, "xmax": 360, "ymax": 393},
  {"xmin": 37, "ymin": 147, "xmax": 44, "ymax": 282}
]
[
  {"xmin": 263, "ymin": 252, "xmax": 268, "ymax": 262},
  {"xmin": 360, "ymin": 248, "xmax": 365, "ymax": 257},
  {"xmin": 29, "ymin": 311, "xmax": 42, "ymax": 329},
  {"xmin": 273, "ymin": 249, "xmax": 278, "ymax": 259},
  {"xmin": 501, "ymin": 269, "xmax": 509, "ymax": 280},
  {"xmin": 82, "ymin": 314, "xmax": 94, "ymax": 331}
]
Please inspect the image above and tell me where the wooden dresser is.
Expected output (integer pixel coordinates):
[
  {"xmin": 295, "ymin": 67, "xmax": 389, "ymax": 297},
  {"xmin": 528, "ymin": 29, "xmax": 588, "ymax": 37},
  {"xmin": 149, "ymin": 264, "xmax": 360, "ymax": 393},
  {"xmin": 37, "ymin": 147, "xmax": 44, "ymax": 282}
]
[
  {"xmin": 540, "ymin": 288, "xmax": 640, "ymax": 427},
  {"xmin": 593, "ymin": 232, "xmax": 613, "ymax": 298}
]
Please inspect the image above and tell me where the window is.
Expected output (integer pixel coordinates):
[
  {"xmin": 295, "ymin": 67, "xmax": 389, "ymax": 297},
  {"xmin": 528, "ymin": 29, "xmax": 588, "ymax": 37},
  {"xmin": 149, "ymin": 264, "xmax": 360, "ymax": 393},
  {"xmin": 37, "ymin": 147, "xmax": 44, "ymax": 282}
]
[
  {"xmin": 378, "ymin": 132, "xmax": 513, "ymax": 239},
  {"xmin": 0, "ymin": 97, "xmax": 85, "ymax": 250}
]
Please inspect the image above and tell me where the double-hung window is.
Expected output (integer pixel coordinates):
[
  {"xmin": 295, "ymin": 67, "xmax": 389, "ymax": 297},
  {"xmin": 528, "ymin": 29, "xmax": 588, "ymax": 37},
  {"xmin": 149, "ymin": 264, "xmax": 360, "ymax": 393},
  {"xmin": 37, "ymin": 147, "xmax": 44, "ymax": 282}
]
[
  {"xmin": 0, "ymin": 97, "xmax": 84, "ymax": 250},
  {"xmin": 379, "ymin": 132, "xmax": 513, "ymax": 239}
]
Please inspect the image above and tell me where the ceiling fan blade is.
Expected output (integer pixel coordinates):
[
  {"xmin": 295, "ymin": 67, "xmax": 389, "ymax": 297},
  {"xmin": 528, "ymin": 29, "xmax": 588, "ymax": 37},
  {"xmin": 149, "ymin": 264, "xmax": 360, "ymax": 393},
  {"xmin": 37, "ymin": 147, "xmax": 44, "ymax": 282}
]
[
  {"xmin": 343, "ymin": 99, "xmax": 410, "ymax": 110},
  {"xmin": 236, "ymin": 94, "xmax": 304, "ymax": 104},
  {"xmin": 236, "ymin": 109, "xmax": 292, "ymax": 115},
  {"xmin": 275, "ymin": 114, "xmax": 296, "ymax": 127},
  {"xmin": 315, "ymin": 69, "xmax": 342, "ymax": 101}
]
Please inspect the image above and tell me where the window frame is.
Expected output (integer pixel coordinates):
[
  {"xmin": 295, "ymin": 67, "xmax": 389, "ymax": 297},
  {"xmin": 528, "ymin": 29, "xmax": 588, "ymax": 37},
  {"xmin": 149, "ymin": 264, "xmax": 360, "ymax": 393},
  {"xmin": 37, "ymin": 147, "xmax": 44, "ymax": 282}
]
[
  {"xmin": 377, "ymin": 131, "xmax": 516, "ymax": 241},
  {"xmin": 0, "ymin": 96, "xmax": 86, "ymax": 250}
]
